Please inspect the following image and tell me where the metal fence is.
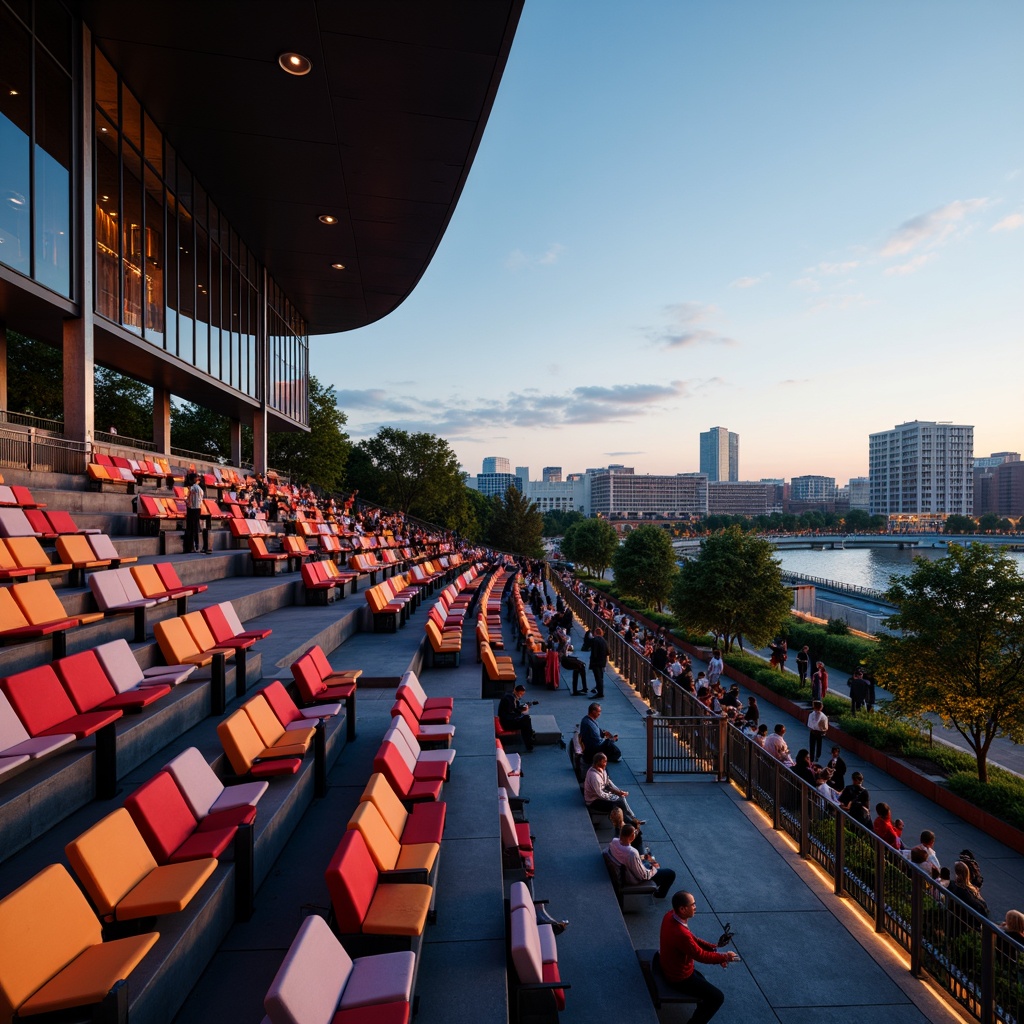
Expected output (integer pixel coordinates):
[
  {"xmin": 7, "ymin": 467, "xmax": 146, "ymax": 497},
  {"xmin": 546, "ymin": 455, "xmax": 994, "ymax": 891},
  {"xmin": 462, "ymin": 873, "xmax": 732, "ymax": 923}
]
[
  {"xmin": 547, "ymin": 568, "xmax": 1023, "ymax": 1024},
  {"xmin": 0, "ymin": 424, "xmax": 88, "ymax": 474}
]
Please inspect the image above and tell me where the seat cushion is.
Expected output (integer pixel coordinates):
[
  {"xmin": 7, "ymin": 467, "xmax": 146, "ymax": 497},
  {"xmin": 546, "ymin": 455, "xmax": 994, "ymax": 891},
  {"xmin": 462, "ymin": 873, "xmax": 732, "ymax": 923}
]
[
  {"xmin": 339, "ymin": 951, "xmax": 415, "ymax": 1008},
  {"xmin": 362, "ymin": 884, "xmax": 432, "ymax": 937},
  {"xmin": 331, "ymin": 1001, "xmax": 409, "ymax": 1024}
]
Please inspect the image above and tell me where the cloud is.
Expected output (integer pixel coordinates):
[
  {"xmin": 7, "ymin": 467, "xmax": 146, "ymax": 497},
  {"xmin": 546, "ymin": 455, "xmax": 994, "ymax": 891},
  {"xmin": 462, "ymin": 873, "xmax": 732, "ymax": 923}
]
[
  {"xmin": 992, "ymin": 212, "xmax": 1024, "ymax": 233},
  {"xmin": 604, "ymin": 451, "xmax": 646, "ymax": 457},
  {"xmin": 792, "ymin": 276, "xmax": 821, "ymax": 292},
  {"xmin": 730, "ymin": 275, "xmax": 765, "ymax": 289},
  {"xmin": 808, "ymin": 292, "xmax": 870, "ymax": 313},
  {"xmin": 884, "ymin": 252, "xmax": 937, "ymax": 276},
  {"xmin": 808, "ymin": 260, "xmax": 860, "ymax": 275},
  {"xmin": 880, "ymin": 198, "xmax": 988, "ymax": 258},
  {"xmin": 345, "ymin": 379, "xmax": 693, "ymax": 438},
  {"xmin": 646, "ymin": 303, "xmax": 736, "ymax": 349},
  {"xmin": 505, "ymin": 243, "xmax": 565, "ymax": 270}
]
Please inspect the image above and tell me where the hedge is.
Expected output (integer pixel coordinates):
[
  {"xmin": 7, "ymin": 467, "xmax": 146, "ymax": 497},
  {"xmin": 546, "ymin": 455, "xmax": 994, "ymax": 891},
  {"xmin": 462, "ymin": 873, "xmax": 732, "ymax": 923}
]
[{"xmin": 783, "ymin": 618, "xmax": 878, "ymax": 674}]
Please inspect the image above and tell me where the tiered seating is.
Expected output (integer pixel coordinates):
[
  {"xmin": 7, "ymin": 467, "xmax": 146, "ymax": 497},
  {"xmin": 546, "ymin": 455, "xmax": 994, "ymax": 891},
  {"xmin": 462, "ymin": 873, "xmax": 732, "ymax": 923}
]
[
  {"xmin": 0, "ymin": 538, "xmax": 38, "ymax": 581},
  {"xmin": 291, "ymin": 645, "xmax": 359, "ymax": 741},
  {"xmin": 425, "ymin": 619, "xmax": 461, "ymax": 667},
  {"xmin": 90, "ymin": 568, "xmax": 168, "ymax": 641},
  {"xmin": 301, "ymin": 558, "xmax": 358, "ymax": 602},
  {"xmin": 54, "ymin": 649, "xmax": 172, "ymax": 713},
  {"xmin": 0, "ymin": 864, "xmax": 158, "ymax": 1023},
  {"xmin": 248, "ymin": 536, "xmax": 289, "ymax": 574},
  {"xmin": 153, "ymin": 616, "xmax": 235, "ymax": 714},
  {"xmin": 480, "ymin": 641, "xmax": 516, "ymax": 697},
  {"xmin": 3, "ymin": 534, "xmax": 71, "ymax": 577},
  {"xmin": 508, "ymin": 880, "xmax": 569, "ymax": 1021},
  {"xmin": 499, "ymin": 788, "xmax": 535, "ymax": 878},
  {"xmin": 95, "ymin": 638, "xmax": 196, "ymax": 690}
]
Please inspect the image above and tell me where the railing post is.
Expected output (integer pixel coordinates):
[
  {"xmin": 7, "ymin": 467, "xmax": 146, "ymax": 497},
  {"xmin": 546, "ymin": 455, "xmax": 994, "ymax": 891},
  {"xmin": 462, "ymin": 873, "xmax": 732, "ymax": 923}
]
[
  {"xmin": 874, "ymin": 841, "xmax": 885, "ymax": 932},
  {"xmin": 28, "ymin": 427, "xmax": 35, "ymax": 470},
  {"xmin": 834, "ymin": 808, "xmax": 845, "ymax": 896},
  {"xmin": 980, "ymin": 924, "xmax": 995, "ymax": 1024},
  {"xmin": 772, "ymin": 762, "xmax": 781, "ymax": 830},
  {"xmin": 717, "ymin": 716, "xmax": 727, "ymax": 781},
  {"xmin": 799, "ymin": 785, "xmax": 809, "ymax": 858},
  {"xmin": 745, "ymin": 739, "xmax": 753, "ymax": 800},
  {"xmin": 910, "ymin": 871, "xmax": 923, "ymax": 977},
  {"xmin": 646, "ymin": 710, "xmax": 654, "ymax": 783}
]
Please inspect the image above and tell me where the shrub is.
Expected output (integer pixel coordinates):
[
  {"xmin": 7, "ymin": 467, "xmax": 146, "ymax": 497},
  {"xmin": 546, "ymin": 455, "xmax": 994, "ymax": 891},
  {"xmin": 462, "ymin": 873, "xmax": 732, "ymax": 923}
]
[
  {"xmin": 784, "ymin": 618, "xmax": 877, "ymax": 674},
  {"xmin": 947, "ymin": 773, "xmax": 1024, "ymax": 831},
  {"xmin": 826, "ymin": 618, "xmax": 850, "ymax": 635}
]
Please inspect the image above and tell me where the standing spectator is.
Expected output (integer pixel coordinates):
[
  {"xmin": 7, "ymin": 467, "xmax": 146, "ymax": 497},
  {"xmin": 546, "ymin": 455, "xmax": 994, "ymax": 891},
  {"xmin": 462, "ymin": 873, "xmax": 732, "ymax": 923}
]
[
  {"xmin": 824, "ymin": 746, "xmax": 847, "ymax": 789},
  {"xmin": 849, "ymin": 669, "xmax": 869, "ymax": 713},
  {"xmin": 706, "ymin": 648, "xmax": 724, "ymax": 688},
  {"xmin": 184, "ymin": 472, "xmax": 203, "ymax": 553},
  {"xmin": 778, "ymin": 639, "xmax": 788, "ymax": 673},
  {"xmin": 607, "ymin": 823, "xmax": 676, "ymax": 899},
  {"xmin": 588, "ymin": 625, "xmax": 609, "ymax": 697},
  {"xmin": 796, "ymin": 645, "xmax": 810, "ymax": 687},
  {"xmin": 807, "ymin": 700, "xmax": 828, "ymax": 763},
  {"xmin": 810, "ymin": 662, "xmax": 828, "ymax": 702}
]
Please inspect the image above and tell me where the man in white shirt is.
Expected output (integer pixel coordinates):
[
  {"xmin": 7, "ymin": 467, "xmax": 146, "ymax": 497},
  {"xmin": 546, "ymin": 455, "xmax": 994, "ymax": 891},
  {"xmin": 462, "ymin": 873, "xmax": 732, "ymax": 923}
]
[
  {"xmin": 763, "ymin": 724, "xmax": 795, "ymax": 766},
  {"xmin": 607, "ymin": 823, "xmax": 675, "ymax": 898},
  {"xmin": 584, "ymin": 753, "xmax": 643, "ymax": 827},
  {"xmin": 807, "ymin": 700, "xmax": 828, "ymax": 762}
]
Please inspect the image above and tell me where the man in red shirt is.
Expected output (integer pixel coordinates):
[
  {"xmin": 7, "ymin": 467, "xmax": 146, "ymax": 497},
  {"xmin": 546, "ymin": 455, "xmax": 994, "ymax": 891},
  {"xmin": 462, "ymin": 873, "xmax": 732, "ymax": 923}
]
[{"xmin": 658, "ymin": 891, "xmax": 739, "ymax": 1023}]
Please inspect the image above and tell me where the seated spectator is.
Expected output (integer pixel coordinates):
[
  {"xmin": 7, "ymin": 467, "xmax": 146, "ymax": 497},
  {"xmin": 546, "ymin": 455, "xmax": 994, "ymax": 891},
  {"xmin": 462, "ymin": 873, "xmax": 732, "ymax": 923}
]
[
  {"xmin": 948, "ymin": 861, "xmax": 989, "ymax": 917},
  {"xmin": 498, "ymin": 684, "xmax": 536, "ymax": 752},
  {"xmin": 846, "ymin": 791, "xmax": 872, "ymax": 828},
  {"xmin": 911, "ymin": 830, "xmax": 942, "ymax": 874},
  {"xmin": 607, "ymin": 823, "xmax": 676, "ymax": 899},
  {"xmin": 791, "ymin": 749, "xmax": 817, "ymax": 786},
  {"xmin": 579, "ymin": 702, "xmax": 621, "ymax": 763},
  {"xmin": 743, "ymin": 696, "xmax": 760, "ymax": 728},
  {"xmin": 814, "ymin": 768, "xmax": 840, "ymax": 803},
  {"xmin": 873, "ymin": 803, "xmax": 904, "ymax": 849},
  {"xmin": 1001, "ymin": 909, "xmax": 1024, "ymax": 943},
  {"xmin": 585, "ymin": 753, "xmax": 644, "ymax": 828},
  {"xmin": 754, "ymin": 724, "xmax": 769, "ymax": 747},
  {"xmin": 764, "ymin": 724, "xmax": 795, "ymax": 766}
]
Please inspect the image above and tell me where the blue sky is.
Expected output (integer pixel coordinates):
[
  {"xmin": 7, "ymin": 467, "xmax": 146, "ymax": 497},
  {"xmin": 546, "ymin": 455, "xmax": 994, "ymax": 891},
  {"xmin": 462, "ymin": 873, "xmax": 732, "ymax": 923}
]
[{"xmin": 313, "ymin": 1, "xmax": 1024, "ymax": 485}]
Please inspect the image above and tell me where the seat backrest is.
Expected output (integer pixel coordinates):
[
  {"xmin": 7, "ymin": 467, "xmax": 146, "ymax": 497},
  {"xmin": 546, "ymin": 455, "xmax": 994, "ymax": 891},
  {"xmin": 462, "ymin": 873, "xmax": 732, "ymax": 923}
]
[
  {"xmin": 394, "ymin": 683, "xmax": 425, "ymax": 719},
  {"xmin": 390, "ymin": 699, "xmax": 420, "ymax": 734},
  {"xmin": 425, "ymin": 620, "xmax": 445, "ymax": 648},
  {"xmin": 217, "ymin": 709, "xmax": 263, "ymax": 774},
  {"xmin": 481, "ymin": 644, "xmax": 500, "ymax": 677},
  {"xmin": 118, "ymin": 566, "xmax": 150, "ymax": 603},
  {"xmin": 290, "ymin": 655, "xmax": 325, "ymax": 702},
  {"xmin": 182, "ymin": 610, "xmax": 217, "ymax": 653},
  {"xmin": 131, "ymin": 563, "xmax": 165, "ymax": 598},
  {"xmin": 0, "ymin": 539, "xmax": 20, "ymax": 573},
  {"xmin": 23, "ymin": 508, "xmax": 51, "ymax": 535},
  {"xmin": 56, "ymin": 534, "xmax": 100, "ymax": 565},
  {"xmin": 263, "ymin": 914, "xmax": 352, "ymax": 1024},
  {"xmin": 324, "ymin": 829, "xmax": 378, "ymax": 933},
  {"xmin": 154, "ymin": 617, "xmax": 201, "ymax": 663},
  {"xmin": 306, "ymin": 645, "xmax": 333, "ymax": 681},
  {"xmin": 155, "ymin": 562, "xmax": 187, "ymax": 591},
  {"xmin": 45, "ymin": 509, "xmax": 81, "ymax": 534},
  {"xmin": 11, "ymin": 579, "xmax": 71, "ymax": 625},
  {"xmin": 88, "ymin": 569, "xmax": 132, "ymax": 611},
  {"xmin": 0, "ymin": 690, "xmax": 32, "ymax": 750},
  {"xmin": 220, "ymin": 602, "xmax": 250, "ymax": 637},
  {"xmin": 0, "ymin": 864, "xmax": 103, "ymax": 1023},
  {"xmin": 262, "ymin": 680, "xmax": 302, "ymax": 727},
  {"xmin": 401, "ymin": 672, "xmax": 429, "ymax": 707},
  {"xmin": 1, "ymin": 665, "xmax": 78, "ymax": 735},
  {"xmin": 300, "ymin": 562, "xmax": 320, "ymax": 587},
  {"xmin": 124, "ymin": 770, "xmax": 200, "ymax": 863},
  {"xmin": 510, "ymin": 906, "xmax": 544, "ymax": 985},
  {"xmin": 94, "ymin": 638, "xmax": 146, "ymax": 693},
  {"xmin": 374, "ymin": 741, "xmax": 415, "ymax": 795},
  {"xmin": 87, "ymin": 533, "xmax": 121, "ymax": 561},
  {"xmin": 387, "ymin": 716, "xmax": 423, "ymax": 758},
  {"xmin": 359, "ymin": 772, "xmax": 409, "ymax": 843},
  {"xmin": 244, "ymin": 694, "xmax": 287, "ymax": 746},
  {"xmin": 347, "ymin": 800, "xmax": 402, "ymax": 873},
  {"xmin": 164, "ymin": 746, "xmax": 224, "ymax": 818},
  {"xmin": 64, "ymin": 807, "xmax": 157, "ymax": 917},
  {"xmin": 498, "ymin": 790, "xmax": 519, "ymax": 847},
  {"xmin": 0, "ymin": 585, "xmax": 32, "ymax": 632},
  {"xmin": 0, "ymin": 507, "xmax": 37, "ymax": 538},
  {"xmin": 201, "ymin": 603, "xmax": 235, "ymax": 645},
  {"xmin": 248, "ymin": 536, "xmax": 271, "ymax": 557},
  {"xmin": 53, "ymin": 649, "xmax": 116, "ymax": 713},
  {"xmin": 6, "ymin": 536, "xmax": 52, "ymax": 569},
  {"xmin": 508, "ymin": 879, "xmax": 533, "ymax": 912}
]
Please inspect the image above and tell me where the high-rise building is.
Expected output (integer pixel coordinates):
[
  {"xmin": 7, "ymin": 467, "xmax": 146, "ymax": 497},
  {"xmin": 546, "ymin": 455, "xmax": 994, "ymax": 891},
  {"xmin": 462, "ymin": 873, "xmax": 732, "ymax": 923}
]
[
  {"xmin": 482, "ymin": 456, "xmax": 511, "ymax": 474},
  {"xmin": 587, "ymin": 467, "xmax": 708, "ymax": 517},
  {"xmin": 973, "ymin": 453, "xmax": 1023, "ymax": 516},
  {"xmin": 869, "ymin": 421, "xmax": 974, "ymax": 516},
  {"xmin": 847, "ymin": 477, "xmax": 870, "ymax": 512},
  {"xmin": 699, "ymin": 427, "xmax": 739, "ymax": 482},
  {"xmin": 707, "ymin": 481, "xmax": 782, "ymax": 515},
  {"xmin": 789, "ymin": 475, "xmax": 837, "ymax": 513},
  {"xmin": 542, "ymin": 467, "xmax": 562, "ymax": 482}
]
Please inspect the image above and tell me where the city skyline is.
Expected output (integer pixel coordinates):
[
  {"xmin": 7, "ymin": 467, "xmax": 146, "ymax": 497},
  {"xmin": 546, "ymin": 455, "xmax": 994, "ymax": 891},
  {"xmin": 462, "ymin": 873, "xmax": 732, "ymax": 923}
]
[{"xmin": 310, "ymin": 2, "xmax": 1024, "ymax": 483}]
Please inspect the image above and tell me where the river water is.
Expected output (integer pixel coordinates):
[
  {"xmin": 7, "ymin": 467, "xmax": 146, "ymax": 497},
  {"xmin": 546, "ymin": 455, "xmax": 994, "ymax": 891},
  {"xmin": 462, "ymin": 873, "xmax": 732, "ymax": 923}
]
[{"xmin": 776, "ymin": 544, "xmax": 1024, "ymax": 593}]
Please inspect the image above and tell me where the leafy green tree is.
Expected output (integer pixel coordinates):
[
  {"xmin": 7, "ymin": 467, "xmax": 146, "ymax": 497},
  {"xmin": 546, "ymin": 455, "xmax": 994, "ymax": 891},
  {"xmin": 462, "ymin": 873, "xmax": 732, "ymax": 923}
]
[
  {"xmin": 488, "ymin": 485, "xmax": 544, "ymax": 557},
  {"xmin": 612, "ymin": 524, "xmax": 677, "ymax": 611},
  {"xmin": 462, "ymin": 486, "xmax": 496, "ymax": 543},
  {"xmin": 170, "ymin": 401, "xmax": 231, "ymax": 461},
  {"xmin": 977, "ymin": 512, "xmax": 1001, "ymax": 534},
  {"xmin": 267, "ymin": 376, "xmax": 349, "ymax": 492},
  {"xmin": 347, "ymin": 427, "xmax": 464, "ymax": 523},
  {"xmin": 542, "ymin": 509, "xmax": 585, "ymax": 537},
  {"xmin": 6, "ymin": 331, "xmax": 63, "ymax": 420},
  {"xmin": 878, "ymin": 544, "xmax": 1024, "ymax": 783},
  {"xmin": 94, "ymin": 367, "xmax": 153, "ymax": 441},
  {"xmin": 670, "ymin": 526, "xmax": 791, "ymax": 652},
  {"xmin": 563, "ymin": 518, "xmax": 619, "ymax": 578},
  {"xmin": 944, "ymin": 514, "xmax": 977, "ymax": 534}
]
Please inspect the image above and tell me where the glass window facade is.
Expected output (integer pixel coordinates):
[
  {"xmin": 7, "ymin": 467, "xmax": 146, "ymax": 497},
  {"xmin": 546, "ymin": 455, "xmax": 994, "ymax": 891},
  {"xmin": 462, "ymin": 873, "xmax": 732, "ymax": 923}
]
[
  {"xmin": 0, "ymin": 0, "xmax": 72, "ymax": 297},
  {"xmin": 92, "ymin": 42, "xmax": 309, "ymax": 425}
]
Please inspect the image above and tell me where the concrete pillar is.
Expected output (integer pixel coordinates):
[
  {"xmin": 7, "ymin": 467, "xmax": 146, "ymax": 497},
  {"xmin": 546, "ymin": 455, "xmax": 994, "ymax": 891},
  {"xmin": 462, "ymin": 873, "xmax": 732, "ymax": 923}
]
[
  {"xmin": 0, "ymin": 321, "xmax": 7, "ymax": 411},
  {"xmin": 64, "ymin": 30, "xmax": 94, "ymax": 447},
  {"xmin": 153, "ymin": 386, "xmax": 171, "ymax": 453},
  {"xmin": 252, "ymin": 266, "xmax": 268, "ymax": 475},
  {"xmin": 229, "ymin": 417, "xmax": 242, "ymax": 467},
  {"xmin": 253, "ymin": 409, "xmax": 267, "ymax": 475}
]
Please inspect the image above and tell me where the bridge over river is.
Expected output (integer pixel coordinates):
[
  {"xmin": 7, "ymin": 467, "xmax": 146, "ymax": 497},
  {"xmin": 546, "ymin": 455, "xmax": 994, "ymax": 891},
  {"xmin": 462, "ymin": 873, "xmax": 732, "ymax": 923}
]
[{"xmin": 673, "ymin": 532, "xmax": 1024, "ymax": 556}]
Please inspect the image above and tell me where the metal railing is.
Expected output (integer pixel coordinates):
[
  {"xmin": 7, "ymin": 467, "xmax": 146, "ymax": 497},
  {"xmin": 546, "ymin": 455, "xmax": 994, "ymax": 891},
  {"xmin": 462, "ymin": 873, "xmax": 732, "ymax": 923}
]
[
  {"xmin": 0, "ymin": 423, "xmax": 88, "ymax": 474},
  {"xmin": 547, "ymin": 568, "xmax": 1021, "ymax": 1024},
  {"xmin": 780, "ymin": 570, "xmax": 890, "ymax": 604}
]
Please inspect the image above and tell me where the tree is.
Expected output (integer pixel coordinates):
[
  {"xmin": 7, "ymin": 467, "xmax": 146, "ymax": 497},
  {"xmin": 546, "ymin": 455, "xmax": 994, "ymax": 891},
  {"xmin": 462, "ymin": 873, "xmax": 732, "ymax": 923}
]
[
  {"xmin": 877, "ymin": 544, "xmax": 1024, "ymax": 783},
  {"xmin": 463, "ymin": 486, "xmax": 496, "ymax": 543},
  {"xmin": 542, "ymin": 508, "xmax": 585, "ymax": 537},
  {"xmin": 94, "ymin": 367, "xmax": 153, "ymax": 441},
  {"xmin": 612, "ymin": 524, "xmax": 677, "ymax": 611},
  {"xmin": 6, "ymin": 331, "xmax": 64, "ymax": 420},
  {"xmin": 170, "ymin": 401, "xmax": 232, "ymax": 461},
  {"xmin": 670, "ymin": 526, "xmax": 791, "ymax": 652},
  {"xmin": 562, "ymin": 518, "xmax": 619, "ymax": 578},
  {"xmin": 488, "ymin": 485, "xmax": 544, "ymax": 557},
  {"xmin": 347, "ymin": 427, "xmax": 464, "ymax": 524},
  {"xmin": 267, "ymin": 376, "xmax": 350, "ymax": 492},
  {"xmin": 977, "ymin": 512, "xmax": 1001, "ymax": 534},
  {"xmin": 944, "ymin": 514, "xmax": 976, "ymax": 535}
]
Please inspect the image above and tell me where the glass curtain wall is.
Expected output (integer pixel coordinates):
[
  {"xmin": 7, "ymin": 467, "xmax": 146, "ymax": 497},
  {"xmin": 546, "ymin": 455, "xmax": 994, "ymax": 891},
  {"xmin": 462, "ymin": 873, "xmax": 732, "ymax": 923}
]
[
  {"xmin": 0, "ymin": 0, "xmax": 72, "ymax": 297},
  {"xmin": 92, "ymin": 43, "xmax": 309, "ymax": 426}
]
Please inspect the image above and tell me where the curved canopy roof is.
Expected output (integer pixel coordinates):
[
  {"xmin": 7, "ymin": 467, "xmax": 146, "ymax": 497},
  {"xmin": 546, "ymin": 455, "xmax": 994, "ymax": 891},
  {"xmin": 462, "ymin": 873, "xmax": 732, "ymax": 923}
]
[{"xmin": 75, "ymin": 0, "xmax": 524, "ymax": 336}]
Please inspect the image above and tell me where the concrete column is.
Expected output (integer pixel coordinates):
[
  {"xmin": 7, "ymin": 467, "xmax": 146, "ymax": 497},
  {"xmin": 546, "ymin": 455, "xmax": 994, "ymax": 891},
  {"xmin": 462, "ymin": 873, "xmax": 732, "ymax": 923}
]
[
  {"xmin": 252, "ymin": 265, "xmax": 268, "ymax": 474},
  {"xmin": 153, "ymin": 386, "xmax": 171, "ymax": 453},
  {"xmin": 0, "ymin": 321, "xmax": 7, "ymax": 411},
  {"xmin": 229, "ymin": 417, "xmax": 242, "ymax": 467},
  {"xmin": 64, "ymin": 30, "xmax": 94, "ymax": 447},
  {"xmin": 252, "ymin": 409, "xmax": 267, "ymax": 475}
]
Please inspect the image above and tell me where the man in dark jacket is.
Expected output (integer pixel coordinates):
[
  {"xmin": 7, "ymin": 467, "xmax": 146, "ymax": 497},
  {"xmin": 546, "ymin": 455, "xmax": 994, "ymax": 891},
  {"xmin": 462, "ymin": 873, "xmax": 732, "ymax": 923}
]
[{"xmin": 588, "ymin": 626, "xmax": 609, "ymax": 697}]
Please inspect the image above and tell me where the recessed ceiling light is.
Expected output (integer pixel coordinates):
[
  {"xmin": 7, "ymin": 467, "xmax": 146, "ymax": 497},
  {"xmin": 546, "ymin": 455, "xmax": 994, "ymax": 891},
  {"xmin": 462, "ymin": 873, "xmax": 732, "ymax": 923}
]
[
  {"xmin": 278, "ymin": 52, "xmax": 312, "ymax": 76},
  {"xmin": 330, "ymin": 262, "xmax": 345, "ymax": 270},
  {"xmin": 101, "ymin": 194, "xmax": 109, "ymax": 201},
  {"xmin": 319, "ymin": 214, "xmax": 338, "ymax": 225},
  {"xmin": 9, "ymin": 90, "xmax": 18, "ymax": 97},
  {"xmin": 100, "ymin": 126, "xmax": 108, "ymax": 133}
]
